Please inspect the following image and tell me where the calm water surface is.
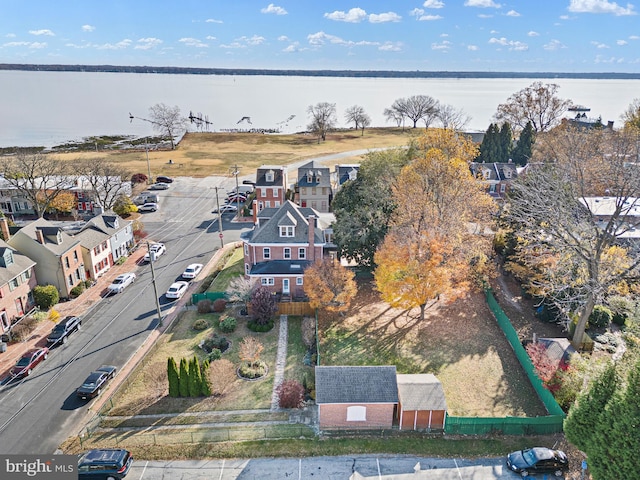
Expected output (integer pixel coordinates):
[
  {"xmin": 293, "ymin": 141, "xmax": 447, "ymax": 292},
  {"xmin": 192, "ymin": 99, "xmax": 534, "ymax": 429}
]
[{"xmin": 1, "ymin": 70, "xmax": 638, "ymax": 148}]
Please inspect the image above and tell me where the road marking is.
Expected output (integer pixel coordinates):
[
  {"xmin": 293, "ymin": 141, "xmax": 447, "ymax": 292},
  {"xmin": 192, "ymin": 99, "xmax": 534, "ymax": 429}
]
[
  {"xmin": 453, "ymin": 458, "xmax": 463, "ymax": 479},
  {"xmin": 218, "ymin": 458, "xmax": 225, "ymax": 480},
  {"xmin": 377, "ymin": 458, "xmax": 382, "ymax": 479},
  {"xmin": 299, "ymin": 458, "xmax": 302, "ymax": 479},
  {"xmin": 138, "ymin": 460, "xmax": 148, "ymax": 479}
]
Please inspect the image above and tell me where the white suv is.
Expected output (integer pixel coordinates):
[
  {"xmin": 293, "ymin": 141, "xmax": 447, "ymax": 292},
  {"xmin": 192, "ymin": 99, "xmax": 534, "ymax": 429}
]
[{"xmin": 143, "ymin": 243, "xmax": 166, "ymax": 262}]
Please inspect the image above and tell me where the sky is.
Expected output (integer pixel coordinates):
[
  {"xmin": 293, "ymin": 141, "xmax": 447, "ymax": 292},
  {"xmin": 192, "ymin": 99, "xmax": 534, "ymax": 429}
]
[{"xmin": 1, "ymin": 0, "xmax": 639, "ymax": 73}]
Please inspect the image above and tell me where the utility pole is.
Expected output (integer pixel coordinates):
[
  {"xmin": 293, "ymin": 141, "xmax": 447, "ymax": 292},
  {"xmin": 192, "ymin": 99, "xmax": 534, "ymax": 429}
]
[
  {"xmin": 230, "ymin": 164, "xmax": 241, "ymax": 218},
  {"xmin": 146, "ymin": 241, "xmax": 163, "ymax": 327},
  {"xmin": 214, "ymin": 187, "xmax": 224, "ymax": 248}
]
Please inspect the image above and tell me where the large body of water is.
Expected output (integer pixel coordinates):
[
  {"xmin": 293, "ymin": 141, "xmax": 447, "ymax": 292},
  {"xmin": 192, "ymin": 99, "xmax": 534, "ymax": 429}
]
[{"xmin": 1, "ymin": 70, "xmax": 638, "ymax": 148}]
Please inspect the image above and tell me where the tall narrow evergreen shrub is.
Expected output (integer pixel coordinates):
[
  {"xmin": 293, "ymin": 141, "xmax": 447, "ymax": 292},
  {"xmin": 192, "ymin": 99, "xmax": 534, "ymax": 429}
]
[
  {"xmin": 179, "ymin": 357, "xmax": 189, "ymax": 397},
  {"xmin": 167, "ymin": 357, "xmax": 180, "ymax": 398},
  {"xmin": 200, "ymin": 359, "xmax": 211, "ymax": 396},
  {"xmin": 188, "ymin": 356, "xmax": 203, "ymax": 397}
]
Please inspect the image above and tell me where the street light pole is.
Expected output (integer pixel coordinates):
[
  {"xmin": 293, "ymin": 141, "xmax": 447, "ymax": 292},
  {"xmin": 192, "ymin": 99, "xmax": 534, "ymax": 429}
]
[
  {"xmin": 146, "ymin": 241, "xmax": 163, "ymax": 327},
  {"xmin": 214, "ymin": 187, "xmax": 224, "ymax": 248},
  {"xmin": 230, "ymin": 164, "xmax": 241, "ymax": 218}
]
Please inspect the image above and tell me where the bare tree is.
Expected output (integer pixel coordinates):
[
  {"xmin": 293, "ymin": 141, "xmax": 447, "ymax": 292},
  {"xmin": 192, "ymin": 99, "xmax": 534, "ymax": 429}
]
[
  {"xmin": 0, "ymin": 151, "xmax": 76, "ymax": 218},
  {"xmin": 225, "ymin": 276, "xmax": 256, "ymax": 312},
  {"xmin": 344, "ymin": 105, "xmax": 368, "ymax": 130},
  {"xmin": 307, "ymin": 102, "xmax": 337, "ymax": 143},
  {"xmin": 390, "ymin": 95, "xmax": 440, "ymax": 129},
  {"xmin": 148, "ymin": 103, "xmax": 187, "ymax": 149},
  {"xmin": 207, "ymin": 359, "xmax": 236, "ymax": 396},
  {"xmin": 437, "ymin": 104, "xmax": 471, "ymax": 131},
  {"xmin": 494, "ymin": 81, "xmax": 573, "ymax": 133},
  {"xmin": 359, "ymin": 113, "xmax": 371, "ymax": 136},
  {"xmin": 384, "ymin": 106, "xmax": 405, "ymax": 128},
  {"xmin": 77, "ymin": 157, "xmax": 131, "ymax": 210}
]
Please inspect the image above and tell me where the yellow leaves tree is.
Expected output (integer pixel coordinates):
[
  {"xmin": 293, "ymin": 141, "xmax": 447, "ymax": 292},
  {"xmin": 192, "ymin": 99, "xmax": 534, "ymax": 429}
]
[
  {"xmin": 303, "ymin": 258, "xmax": 357, "ymax": 314},
  {"xmin": 48, "ymin": 191, "xmax": 76, "ymax": 217},
  {"xmin": 374, "ymin": 129, "xmax": 496, "ymax": 320}
]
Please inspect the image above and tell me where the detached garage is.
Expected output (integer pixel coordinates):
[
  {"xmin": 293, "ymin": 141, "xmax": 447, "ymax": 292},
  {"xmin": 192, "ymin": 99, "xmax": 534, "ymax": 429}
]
[{"xmin": 397, "ymin": 374, "xmax": 447, "ymax": 431}]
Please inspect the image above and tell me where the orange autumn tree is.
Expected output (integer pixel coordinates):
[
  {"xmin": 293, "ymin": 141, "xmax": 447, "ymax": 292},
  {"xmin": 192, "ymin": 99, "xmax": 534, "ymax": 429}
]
[
  {"xmin": 304, "ymin": 257, "xmax": 357, "ymax": 314},
  {"xmin": 374, "ymin": 129, "xmax": 495, "ymax": 320}
]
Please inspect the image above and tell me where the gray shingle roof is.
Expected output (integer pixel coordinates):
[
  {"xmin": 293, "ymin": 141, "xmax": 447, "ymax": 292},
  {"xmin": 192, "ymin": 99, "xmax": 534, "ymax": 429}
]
[
  {"xmin": 250, "ymin": 201, "xmax": 324, "ymax": 245},
  {"xmin": 396, "ymin": 374, "xmax": 447, "ymax": 411},
  {"xmin": 298, "ymin": 161, "xmax": 332, "ymax": 188},
  {"xmin": 74, "ymin": 226, "xmax": 110, "ymax": 249},
  {"xmin": 14, "ymin": 217, "xmax": 80, "ymax": 255},
  {"xmin": 255, "ymin": 166, "xmax": 286, "ymax": 187},
  {"xmin": 0, "ymin": 240, "xmax": 36, "ymax": 286},
  {"xmin": 249, "ymin": 260, "xmax": 311, "ymax": 275},
  {"xmin": 82, "ymin": 211, "xmax": 131, "ymax": 235},
  {"xmin": 315, "ymin": 366, "xmax": 398, "ymax": 404}
]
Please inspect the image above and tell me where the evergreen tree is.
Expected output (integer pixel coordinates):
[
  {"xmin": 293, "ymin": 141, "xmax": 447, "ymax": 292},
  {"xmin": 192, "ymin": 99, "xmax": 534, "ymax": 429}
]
[
  {"xmin": 179, "ymin": 357, "xmax": 189, "ymax": 397},
  {"xmin": 188, "ymin": 356, "xmax": 203, "ymax": 397},
  {"xmin": 200, "ymin": 359, "xmax": 211, "ymax": 396},
  {"xmin": 512, "ymin": 121, "xmax": 535, "ymax": 166},
  {"xmin": 498, "ymin": 122, "xmax": 513, "ymax": 163},
  {"xmin": 477, "ymin": 123, "xmax": 500, "ymax": 163},
  {"xmin": 167, "ymin": 357, "xmax": 180, "ymax": 398},
  {"xmin": 564, "ymin": 362, "xmax": 618, "ymax": 452}
]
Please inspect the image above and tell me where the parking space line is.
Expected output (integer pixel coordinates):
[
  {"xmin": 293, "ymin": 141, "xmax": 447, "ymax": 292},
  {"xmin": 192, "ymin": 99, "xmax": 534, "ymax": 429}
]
[
  {"xmin": 299, "ymin": 458, "xmax": 302, "ymax": 480},
  {"xmin": 218, "ymin": 458, "xmax": 224, "ymax": 480},
  {"xmin": 138, "ymin": 460, "xmax": 148, "ymax": 480},
  {"xmin": 453, "ymin": 459, "xmax": 463, "ymax": 479},
  {"xmin": 377, "ymin": 458, "xmax": 382, "ymax": 479}
]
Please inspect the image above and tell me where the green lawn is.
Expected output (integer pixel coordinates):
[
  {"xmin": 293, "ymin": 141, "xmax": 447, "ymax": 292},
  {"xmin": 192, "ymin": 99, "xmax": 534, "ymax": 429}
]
[
  {"xmin": 208, "ymin": 247, "xmax": 244, "ymax": 292},
  {"xmin": 285, "ymin": 316, "xmax": 314, "ymax": 388}
]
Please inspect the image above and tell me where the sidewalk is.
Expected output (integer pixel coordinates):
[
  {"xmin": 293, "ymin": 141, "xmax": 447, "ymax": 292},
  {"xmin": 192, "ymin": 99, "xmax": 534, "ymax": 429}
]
[{"xmin": 0, "ymin": 247, "xmax": 148, "ymax": 381}]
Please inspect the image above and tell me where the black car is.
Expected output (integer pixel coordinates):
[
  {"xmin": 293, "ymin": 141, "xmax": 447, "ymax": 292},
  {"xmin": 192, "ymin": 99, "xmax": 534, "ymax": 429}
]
[
  {"xmin": 155, "ymin": 175, "xmax": 173, "ymax": 183},
  {"xmin": 78, "ymin": 449, "xmax": 133, "ymax": 479},
  {"xmin": 46, "ymin": 316, "xmax": 82, "ymax": 347},
  {"xmin": 77, "ymin": 365, "xmax": 117, "ymax": 400},
  {"xmin": 506, "ymin": 447, "xmax": 569, "ymax": 477}
]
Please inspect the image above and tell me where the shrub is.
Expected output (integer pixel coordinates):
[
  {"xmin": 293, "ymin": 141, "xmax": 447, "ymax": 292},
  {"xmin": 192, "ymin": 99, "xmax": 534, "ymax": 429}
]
[
  {"xmin": 48, "ymin": 309, "xmax": 61, "ymax": 323},
  {"xmin": 207, "ymin": 349, "xmax": 222, "ymax": 361},
  {"xmin": 192, "ymin": 318, "xmax": 209, "ymax": 331},
  {"xmin": 590, "ymin": 305, "xmax": 613, "ymax": 329},
  {"xmin": 70, "ymin": 284, "xmax": 85, "ymax": 298},
  {"xmin": 200, "ymin": 360, "xmax": 212, "ymax": 396},
  {"xmin": 207, "ymin": 359, "xmax": 236, "ymax": 396},
  {"xmin": 212, "ymin": 298, "xmax": 227, "ymax": 313},
  {"xmin": 83, "ymin": 279, "xmax": 93, "ymax": 289},
  {"xmin": 248, "ymin": 318, "xmax": 274, "ymax": 332},
  {"xmin": 188, "ymin": 356, "xmax": 203, "ymax": 397},
  {"xmin": 197, "ymin": 299, "xmax": 212, "ymax": 314},
  {"xmin": 249, "ymin": 286, "xmax": 278, "ymax": 325},
  {"xmin": 277, "ymin": 379, "xmax": 305, "ymax": 408},
  {"xmin": 131, "ymin": 173, "xmax": 148, "ymax": 184},
  {"xmin": 33, "ymin": 285, "xmax": 59, "ymax": 310},
  {"xmin": 179, "ymin": 358, "xmax": 189, "ymax": 397},
  {"xmin": 167, "ymin": 357, "xmax": 180, "ymax": 398},
  {"xmin": 238, "ymin": 360, "xmax": 267, "ymax": 379},
  {"xmin": 218, "ymin": 316, "xmax": 237, "ymax": 333},
  {"xmin": 202, "ymin": 333, "xmax": 229, "ymax": 354}
]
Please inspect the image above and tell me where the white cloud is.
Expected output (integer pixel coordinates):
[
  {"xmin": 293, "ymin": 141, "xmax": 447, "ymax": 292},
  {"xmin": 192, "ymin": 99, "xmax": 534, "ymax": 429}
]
[
  {"xmin": 96, "ymin": 39, "xmax": 132, "ymax": 50},
  {"xmin": 324, "ymin": 8, "xmax": 367, "ymax": 23},
  {"xmin": 261, "ymin": 4, "xmax": 287, "ymax": 15},
  {"xmin": 135, "ymin": 38, "xmax": 162, "ymax": 50},
  {"xmin": 29, "ymin": 29, "xmax": 54, "ymax": 36},
  {"xmin": 419, "ymin": 14, "xmax": 443, "ymax": 20},
  {"xmin": 5, "ymin": 33, "xmax": 16, "ymax": 38},
  {"xmin": 559, "ymin": 14, "xmax": 571, "ymax": 19},
  {"xmin": 423, "ymin": 0, "xmax": 445, "ymax": 7},
  {"xmin": 241, "ymin": 35, "xmax": 266, "ymax": 46},
  {"xmin": 81, "ymin": 25, "xmax": 95, "ymax": 32},
  {"xmin": 379, "ymin": 42, "xmax": 402, "ymax": 51},
  {"xmin": 179, "ymin": 37, "xmax": 208, "ymax": 48},
  {"xmin": 205, "ymin": 18, "xmax": 223, "ymax": 23},
  {"xmin": 478, "ymin": 14, "xmax": 494, "ymax": 18},
  {"xmin": 544, "ymin": 39, "xmax": 567, "ymax": 50},
  {"xmin": 206, "ymin": 35, "xmax": 216, "ymax": 40},
  {"xmin": 465, "ymin": 0, "xmax": 501, "ymax": 7},
  {"xmin": 617, "ymin": 39, "xmax": 628, "ymax": 45},
  {"xmin": 568, "ymin": 0, "xmax": 636, "ymax": 16},
  {"xmin": 278, "ymin": 35, "xmax": 289, "ymax": 41},
  {"xmin": 591, "ymin": 41, "xmax": 609, "ymax": 48},
  {"xmin": 283, "ymin": 42, "xmax": 303, "ymax": 53},
  {"xmin": 528, "ymin": 31, "xmax": 540, "ymax": 36},
  {"xmin": 4, "ymin": 41, "xmax": 47, "ymax": 49},
  {"xmin": 489, "ymin": 37, "xmax": 528, "ymax": 50},
  {"xmin": 629, "ymin": 35, "xmax": 640, "ymax": 39},
  {"xmin": 595, "ymin": 54, "xmax": 625, "ymax": 63},
  {"xmin": 306, "ymin": 31, "xmax": 379, "ymax": 47},
  {"xmin": 467, "ymin": 44, "xmax": 479, "ymax": 50},
  {"xmin": 431, "ymin": 40, "xmax": 452, "ymax": 51},
  {"xmin": 490, "ymin": 29, "xmax": 499, "ymax": 33},
  {"xmin": 369, "ymin": 12, "xmax": 402, "ymax": 23},
  {"xmin": 506, "ymin": 9, "xmax": 521, "ymax": 16}
]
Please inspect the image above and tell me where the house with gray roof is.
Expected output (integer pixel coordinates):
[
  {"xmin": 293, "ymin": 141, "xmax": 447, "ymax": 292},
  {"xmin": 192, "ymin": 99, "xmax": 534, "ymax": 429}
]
[
  {"xmin": 81, "ymin": 211, "xmax": 134, "ymax": 262},
  {"xmin": 6, "ymin": 217, "xmax": 85, "ymax": 299},
  {"xmin": 252, "ymin": 165, "xmax": 288, "ymax": 223},
  {"xmin": 295, "ymin": 161, "xmax": 332, "ymax": 213},
  {"xmin": 243, "ymin": 200, "xmax": 329, "ymax": 300},
  {"xmin": 470, "ymin": 161, "xmax": 522, "ymax": 199},
  {"xmin": 315, "ymin": 365, "xmax": 399, "ymax": 429},
  {"xmin": 333, "ymin": 164, "xmax": 360, "ymax": 190},
  {"xmin": 0, "ymin": 234, "xmax": 37, "ymax": 334},
  {"xmin": 74, "ymin": 227, "xmax": 113, "ymax": 281}
]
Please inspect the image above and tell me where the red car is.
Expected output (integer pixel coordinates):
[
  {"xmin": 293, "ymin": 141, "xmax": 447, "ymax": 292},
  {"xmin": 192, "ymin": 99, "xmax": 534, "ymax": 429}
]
[{"xmin": 10, "ymin": 347, "xmax": 49, "ymax": 378}]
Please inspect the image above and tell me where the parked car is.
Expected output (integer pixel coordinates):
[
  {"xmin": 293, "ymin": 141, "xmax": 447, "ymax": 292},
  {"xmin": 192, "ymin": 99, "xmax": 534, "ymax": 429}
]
[
  {"xmin": 213, "ymin": 204, "xmax": 238, "ymax": 214},
  {"xmin": 165, "ymin": 281, "xmax": 189, "ymax": 299},
  {"xmin": 77, "ymin": 449, "xmax": 133, "ymax": 479},
  {"xmin": 77, "ymin": 365, "xmax": 117, "ymax": 400},
  {"xmin": 138, "ymin": 202, "xmax": 158, "ymax": 212},
  {"xmin": 506, "ymin": 447, "xmax": 569, "ymax": 477},
  {"xmin": 226, "ymin": 193, "xmax": 247, "ymax": 203},
  {"xmin": 182, "ymin": 263, "xmax": 203, "ymax": 279},
  {"xmin": 149, "ymin": 183, "xmax": 169, "ymax": 190},
  {"xmin": 143, "ymin": 243, "xmax": 166, "ymax": 262},
  {"xmin": 46, "ymin": 315, "xmax": 82, "ymax": 347},
  {"xmin": 156, "ymin": 176, "xmax": 174, "ymax": 184},
  {"xmin": 227, "ymin": 185, "xmax": 254, "ymax": 196},
  {"xmin": 107, "ymin": 273, "xmax": 136, "ymax": 294},
  {"xmin": 10, "ymin": 347, "xmax": 49, "ymax": 378}
]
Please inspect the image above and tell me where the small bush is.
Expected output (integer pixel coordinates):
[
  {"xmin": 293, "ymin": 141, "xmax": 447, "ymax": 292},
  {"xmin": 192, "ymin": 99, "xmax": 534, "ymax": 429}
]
[
  {"xmin": 70, "ymin": 284, "xmax": 85, "ymax": 298},
  {"xmin": 197, "ymin": 299, "xmax": 212, "ymax": 314},
  {"xmin": 207, "ymin": 348, "xmax": 222, "ymax": 361},
  {"xmin": 83, "ymin": 279, "xmax": 93, "ymax": 289},
  {"xmin": 238, "ymin": 360, "xmax": 267, "ymax": 379},
  {"xmin": 589, "ymin": 305, "xmax": 613, "ymax": 329},
  {"xmin": 277, "ymin": 379, "xmax": 305, "ymax": 409},
  {"xmin": 248, "ymin": 318, "xmax": 275, "ymax": 332},
  {"xmin": 202, "ymin": 333, "xmax": 229, "ymax": 353},
  {"xmin": 48, "ymin": 309, "xmax": 61, "ymax": 323},
  {"xmin": 212, "ymin": 298, "xmax": 227, "ymax": 313},
  {"xmin": 131, "ymin": 173, "xmax": 148, "ymax": 184},
  {"xmin": 219, "ymin": 316, "xmax": 237, "ymax": 333},
  {"xmin": 33, "ymin": 285, "xmax": 59, "ymax": 310},
  {"xmin": 192, "ymin": 318, "xmax": 209, "ymax": 331}
]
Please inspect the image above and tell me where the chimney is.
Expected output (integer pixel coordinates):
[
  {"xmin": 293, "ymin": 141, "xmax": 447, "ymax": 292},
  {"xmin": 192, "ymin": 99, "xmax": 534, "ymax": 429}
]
[
  {"xmin": 35, "ymin": 229, "xmax": 45, "ymax": 244},
  {"xmin": 308, "ymin": 215, "xmax": 316, "ymax": 262},
  {"xmin": 0, "ymin": 218, "xmax": 10, "ymax": 241}
]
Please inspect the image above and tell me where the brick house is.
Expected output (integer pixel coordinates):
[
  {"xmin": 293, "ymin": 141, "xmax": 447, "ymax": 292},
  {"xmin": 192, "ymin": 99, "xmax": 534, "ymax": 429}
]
[
  {"xmin": 73, "ymin": 227, "xmax": 113, "ymax": 281},
  {"xmin": 252, "ymin": 165, "xmax": 288, "ymax": 223},
  {"xmin": 470, "ymin": 161, "xmax": 520, "ymax": 199},
  {"xmin": 315, "ymin": 365, "xmax": 399, "ymax": 429},
  {"xmin": 0, "ymin": 234, "xmax": 37, "ymax": 334},
  {"xmin": 243, "ymin": 200, "xmax": 329, "ymax": 300},
  {"xmin": 295, "ymin": 161, "xmax": 333, "ymax": 212},
  {"xmin": 80, "ymin": 212, "xmax": 134, "ymax": 263},
  {"xmin": 7, "ymin": 217, "xmax": 85, "ymax": 299},
  {"xmin": 396, "ymin": 374, "xmax": 447, "ymax": 431}
]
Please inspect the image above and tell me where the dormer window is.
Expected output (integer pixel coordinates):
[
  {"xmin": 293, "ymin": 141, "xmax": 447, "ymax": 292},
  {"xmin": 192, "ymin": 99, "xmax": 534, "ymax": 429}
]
[
  {"xmin": 306, "ymin": 172, "xmax": 313, "ymax": 183},
  {"xmin": 482, "ymin": 169, "xmax": 491, "ymax": 179},
  {"xmin": 505, "ymin": 169, "xmax": 512, "ymax": 179},
  {"xmin": 266, "ymin": 170, "xmax": 275, "ymax": 182},
  {"xmin": 280, "ymin": 226, "xmax": 294, "ymax": 237},
  {"xmin": 0, "ymin": 249, "xmax": 14, "ymax": 267}
]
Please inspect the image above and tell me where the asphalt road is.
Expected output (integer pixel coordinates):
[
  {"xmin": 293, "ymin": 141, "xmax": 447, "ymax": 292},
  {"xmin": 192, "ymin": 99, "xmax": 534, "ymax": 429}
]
[{"xmin": 0, "ymin": 175, "xmax": 250, "ymax": 454}]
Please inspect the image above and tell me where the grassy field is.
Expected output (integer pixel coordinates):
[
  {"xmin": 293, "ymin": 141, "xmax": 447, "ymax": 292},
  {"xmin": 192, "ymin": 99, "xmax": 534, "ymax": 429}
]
[{"xmin": 51, "ymin": 128, "xmax": 417, "ymax": 178}]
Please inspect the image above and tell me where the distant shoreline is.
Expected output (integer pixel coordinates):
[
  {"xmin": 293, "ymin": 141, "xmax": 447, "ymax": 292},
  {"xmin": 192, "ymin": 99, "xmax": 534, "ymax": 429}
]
[{"xmin": 1, "ymin": 63, "xmax": 640, "ymax": 80}]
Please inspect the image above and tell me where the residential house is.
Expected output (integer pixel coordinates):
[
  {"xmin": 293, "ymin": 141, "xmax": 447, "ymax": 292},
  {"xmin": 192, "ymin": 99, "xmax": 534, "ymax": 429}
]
[
  {"xmin": 6, "ymin": 217, "xmax": 85, "ymax": 299},
  {"xmin": 0, "ymin": 177, "xmax": 35, "ymax": 218},
  {"xmin": 332, "ymin": 164, "xmax": 360, "ymax": 191},
  {"xmin": 242, "ymin": 200, "xmax": 329, "ymax": 300},
  {"xmin": 315, "ymin": 365, "xmax": 399, "ymax": 430},
  {"xmin": 80, "ymin": 212, "xmax": 134, "ymax": 262},
  {"xmin": 396, "ymin": 374, "xmax": 447, "ymax": 431},
  {"xmin": 581, "ymin": 196, "xmax": 640, "ymax": 242},
  {"xmin": 470, "ymin": 161, "xmax": 521, "ymax": 199},
  {"xmin": 0, "ymin": 228, "xmax": 37, "ymax": 333},
  {"xmin": 73, "ymin": 227, "xmax": 113, "ymax": 281},
  {"xmin": 252, "ymin": 165, "xmax": 288, "ymax": 223},
  {"xmin": 296, "ymin": 161, "xmax": 332, "ymax": 212}
]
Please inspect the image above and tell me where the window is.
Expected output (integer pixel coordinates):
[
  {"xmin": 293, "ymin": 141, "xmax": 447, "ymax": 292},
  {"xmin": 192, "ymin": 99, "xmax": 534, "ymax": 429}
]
[
  {"xmin": 263, "ymin": 248, "xmax": 270, "ymax": 259},
  {"xmin": 296, "ymin": 277, "xmax": 303, "ymax": 285},
  {"xmin": 261, "ymin": 277, "xmax": 274, "ymax": 286},
  {"xmin": 103, "ymin": 241, "xmax": 108, "ymax": 249},
  {"xmin": 75, "ymin": 269, "xmax": 81, "ymax": 281},
  {"xmin": 260, "ymin": 188, "xmax": 266, "ymax": 197},
  {"xmin": 284, "ymin": 248, "xmax": 291, "ymax": 259},
  {"xmin": 0, "ymin": 287, "xmax": 3, "ymax": 298},
  {"xmin": 65, "ymin": 257, "xmax": 70, "ymax": 268},
  {"xmin": 347, "ymin": 406, "xmax": 367, "ymax": 421},
  {"xmin": 266, "ymin": 170, "xmax": 274, "ymax": 182},
  {"xmin": 245, "ymin": 264, "xmax": 250, "ymax": 275},
  {"xmin": 68, "ymin": 274, "xmax": 73, "ymax": 286},
  {"xmin": 9, "ymin": 278, "xmax": 19, "ymax": 291},
  {"xmin": 500, "ymin": 184, "xmax": 506, "ymax": 193},
  {"xmin": 298, "ymin": 248, "xmax": 306, "ymax": 259},
  {"xmin": 272, "ymin": 188, "xmax": 278, "ymax": 197},
  {"xmin": 73, "ymin": 251, "xmax": 79, "ymax": 262},
  {"xmin": 244, "ymin": 244, "xmax": 249, "ymax": 256},
  {"xmin": 489, "ymin": 184, "xmax": 496, "ymax": 193},
  {"xmin": 280, "ymin": 226, "xmax": 294, "ymax": 237},
  {"xmin": 265, "ymin": 201, "xmax": 271, "ymax": 208},
  {"xmin": 312, "ymin": 187, "xmax": 317, "ymax": 195},
  {"xmin": 301, "ymin": 187, "xmax": 306, "ymax": 195},
  {"xmin": 275, "ymin": 201, "xmax": 280, "ymax": 207}
]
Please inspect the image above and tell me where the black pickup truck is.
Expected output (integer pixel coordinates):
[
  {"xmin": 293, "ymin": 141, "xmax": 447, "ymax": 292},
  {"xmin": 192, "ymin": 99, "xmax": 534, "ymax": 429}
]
[{"xmin": 46, "ymin": 316, "xmax": 82, "ymax": 347}]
